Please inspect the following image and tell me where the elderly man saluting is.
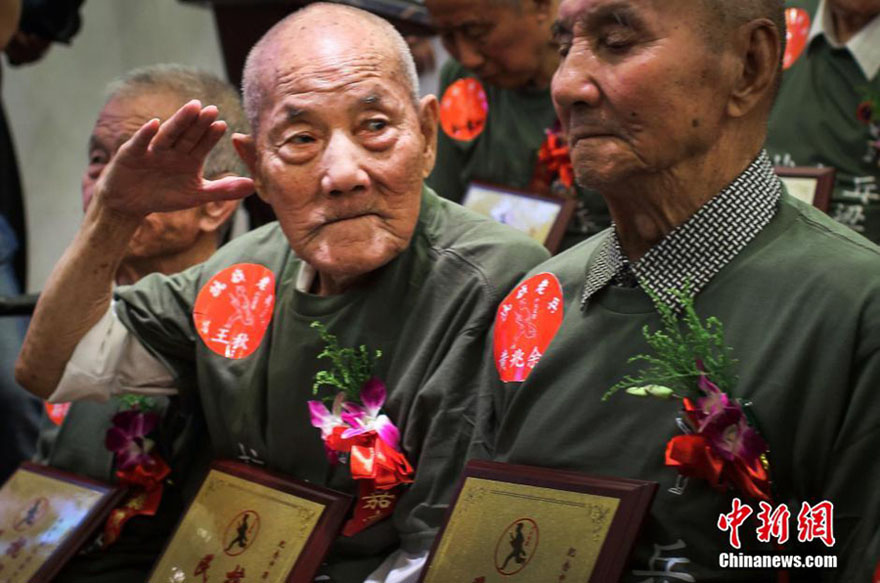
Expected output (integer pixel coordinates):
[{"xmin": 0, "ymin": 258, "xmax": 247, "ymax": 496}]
[
  {"xmin": 15, "ymin": 3, "xmax": 548, "ymax": 582},
  {"xmin": 482, "ymin": 0, "xmax": 880, "ymax": 580}
]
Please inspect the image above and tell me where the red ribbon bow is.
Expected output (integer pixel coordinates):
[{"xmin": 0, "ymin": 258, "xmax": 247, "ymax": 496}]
[{"xmin": 665, "ymin": 399, "xmax": 771, "ymax": 502}]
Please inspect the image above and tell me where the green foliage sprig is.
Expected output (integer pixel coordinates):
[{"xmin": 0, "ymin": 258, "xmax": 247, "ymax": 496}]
[
  {"xmin": 311, "ymin": 321, "xmax": 382, "ymax": 403},
  {"xmin": 119, "ymin": 394, "xmax": 158, "ymax": 411},
  {"xmin": 603, "ymin": 284, "xmax": 737, "ymax": 401}
]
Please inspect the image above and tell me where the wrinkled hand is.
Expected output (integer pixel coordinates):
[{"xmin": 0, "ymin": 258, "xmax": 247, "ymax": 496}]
[{"xmin": 94, "ymin": 100, "xmax": 254, "ymax": 219}]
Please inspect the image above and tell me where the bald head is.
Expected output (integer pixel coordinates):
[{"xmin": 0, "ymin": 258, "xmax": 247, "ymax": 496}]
[{"xmin": 242, "ymin": 3, "xmax": 419, "ymax": 132}]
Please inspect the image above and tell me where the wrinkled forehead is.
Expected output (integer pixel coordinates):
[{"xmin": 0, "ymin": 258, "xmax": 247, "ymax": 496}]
[
  {"xmin": 92, "ymin": 91, "xmax": 180, "ymax": 149},
  {"xmin": 259, "ymin": 21, "xmax": 403, "ymax": 93},
  {"xmin": 556, "ymin": 0, "xmax": 690, "ymax": 29},
  {"xmin": 273, "ymin": 36, "xmax": 391, "ymax": 94}
]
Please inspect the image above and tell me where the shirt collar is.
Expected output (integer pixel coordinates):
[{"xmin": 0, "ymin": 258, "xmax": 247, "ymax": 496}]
[
  {"xmin": 809, "ymin": 0, "xmax": 880, "ymax": 80},
  {"xmin": 296, "ymin": 262, "xmax": 316, "ymax": 293},
  {"xmin": 581, "ymin": 150, "xmax": 782, "ymax": 312}
]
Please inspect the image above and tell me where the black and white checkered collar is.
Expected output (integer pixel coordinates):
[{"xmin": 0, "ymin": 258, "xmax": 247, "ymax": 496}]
[{"xmin": 581, "ymin": 150, "xmax": 782, "ymax": 312}]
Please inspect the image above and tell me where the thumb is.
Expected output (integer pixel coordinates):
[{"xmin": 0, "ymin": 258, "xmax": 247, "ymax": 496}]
[{"xmin": 200, "ymin": 176, "xmax": 256, "ymax": 202}]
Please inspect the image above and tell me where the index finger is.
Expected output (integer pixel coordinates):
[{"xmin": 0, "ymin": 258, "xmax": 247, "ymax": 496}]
[{"xmin": 151, "ymin": 100, "xmax": 203, "ymax": 151}]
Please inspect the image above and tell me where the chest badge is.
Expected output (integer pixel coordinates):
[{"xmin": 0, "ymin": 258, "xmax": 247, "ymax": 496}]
[
  {"xmin": 44, "ymin": 402, "xmax": 71, "ymax": 426},
  {"xmin": 193, "ymin": 263, "xmax": 276, "ymax": 360},
  {"xmin": 783, "ymin": 7, "xmax": 811, "ymax": 70},
  {"xmin": 494, "ymin": 273, "xmax": 564, "ymax": 382},
  {"xmin": 440, "ymin": 78, "xmax": 489, "ymax": 141}
]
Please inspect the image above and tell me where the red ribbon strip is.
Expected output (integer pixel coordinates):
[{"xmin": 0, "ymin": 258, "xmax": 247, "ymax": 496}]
[
  {"xmin": 325, "ymin": 427, "xmax": 414, "ymax": 536},
  {"xmin": 103, "ymin": 454, "xmax": 170, "ymax": 547}
]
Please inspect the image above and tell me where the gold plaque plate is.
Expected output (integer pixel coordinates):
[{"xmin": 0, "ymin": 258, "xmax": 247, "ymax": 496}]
[
  {"xmin": 149, "ymin": 461, "xmax": 350, "ymax": 583},
  {"xmin": 0, "ymin": 463, "xmax": 121, "ymax": 583},
  {"xmin": 420, "ymin": 460, "xmax": 657, "ymax": 583},
  {"xmin": 423, "ymin": 478, "xmax": 618, "ymax": 582}
]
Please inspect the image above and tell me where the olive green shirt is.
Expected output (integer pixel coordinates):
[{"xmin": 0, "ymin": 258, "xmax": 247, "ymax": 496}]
[
  {"xmin": 115, "ymin": 187, "xmax": 550, "ymax": 581},
  {"xmin": 482, "ymin": 194, "xmax": 880, "ymax": 581}
]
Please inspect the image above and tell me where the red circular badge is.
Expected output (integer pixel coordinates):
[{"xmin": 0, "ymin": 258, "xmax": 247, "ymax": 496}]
[
  {"xmin": 439, "ymin": 78, "xmax": 489, "ymax": 141},
  {"xmin": 494, "ymin": 273, "xmax": 563, "ymax": 382},
  {"xmin": 783, "ymin": 8, "xmax": 811, "ymax": 70},
  {"xmin": 44, "ymin": 402, "xmax": 71, "ymax": 426},
  {"xmin": 193, "ymin": 264, "xmax": 275, "ymax": 360}
]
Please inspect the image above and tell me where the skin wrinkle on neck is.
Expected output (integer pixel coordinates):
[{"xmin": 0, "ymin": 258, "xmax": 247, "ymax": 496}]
[
  {"xmin": 607, "ymin": 140, "xmax": 762, "ymax": 261},
  {"xmin": 830, "ymin": 4, "xmax": 878, "ymax": 43}
]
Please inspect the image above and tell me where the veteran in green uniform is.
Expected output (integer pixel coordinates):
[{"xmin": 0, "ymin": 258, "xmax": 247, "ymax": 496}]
[
  {"xmin": 767, "ymin": 0, "xmax": 880, "ymax": 240},
  {"xmin": 16, "ymin": 4, "xmax": 549, "ymax": 582},
  {"xmin": 32, "ymin": 64, "xmax": 244, "ymax": 583},
  {"xmin": 480, "ymin": 0, "xmax": 880, "ymax": 580},
  {"xmin": 424, "ymin": 0, "xmax": 610, "ymax": 249}
]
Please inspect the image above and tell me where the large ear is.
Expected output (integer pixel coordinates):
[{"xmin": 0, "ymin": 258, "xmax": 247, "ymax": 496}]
[
  {"xmin": 727, "ymin": 18, "xmax": 782, "ymax": 118},
  {"xmin": 232, "ymin": 133, "xmax": 266, "ymax": 199},
  {"xmin": 417, "ymin": 94, "xmax": 440, "ymax": 177}
]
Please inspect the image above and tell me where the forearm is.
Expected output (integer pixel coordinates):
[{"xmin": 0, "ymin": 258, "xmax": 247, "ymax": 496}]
[{"xmin": 16, "ymin": 202, "xmax": 139, "ymax": 398}]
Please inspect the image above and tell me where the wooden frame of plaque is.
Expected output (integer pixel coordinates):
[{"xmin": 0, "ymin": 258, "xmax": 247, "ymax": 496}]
[
  {"xmin": 775, "ymin": 166, "xmax": 836, "ymax": 213},
  {"xmin": 148, "ymin": 460, "xmax": 352, "ymax": 583},
  {"xmin": 462, "ymin": 182, "xmax": 577, "ymax": 255},
  {"xmin": 0, "ymin": 461, "xmax": 125, "ymax": 583},
  {"xmin": 419, "ymin": 460, "xmax": 657, "ymax": 583}
]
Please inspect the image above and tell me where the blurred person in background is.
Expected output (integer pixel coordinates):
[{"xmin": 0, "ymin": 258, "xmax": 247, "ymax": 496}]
[
  {"xmin": 0, "ymin": 0, "xmax": 42, "ymax": 486},
  {"xmin": 767, "ymin": 0, "xmax": 880, "ymax": 239},
  {"xmin": 32, "ymin": 64, "xmax": 244, "ymax": 583},
  {"xmin": 424, "ymin": 0, "xmax": 610, "ymax": 250}
]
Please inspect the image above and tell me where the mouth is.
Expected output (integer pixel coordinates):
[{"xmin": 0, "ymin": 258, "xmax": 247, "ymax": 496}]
[
  {"xmin": 569, "ymin": 129, "xmax": 616, "ymax": 145},
  {"xmin": 322, "ymin": 212, "xmax": 379, "ymax": 226}
]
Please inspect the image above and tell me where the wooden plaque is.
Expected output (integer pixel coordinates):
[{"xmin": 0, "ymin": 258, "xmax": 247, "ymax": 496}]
[
  {"xmin": 148, "ymin": 460, "xmax": 351, "ymax": 583},
  {"xmin": 775, "ymin": 166, "xmax": 837, "ymax": 213},
  {"xmin": 463, "ymin": 182, "xmax": 577, "ymax": 254},
  {"xmin": 0, "ymin": 462, "xmax": 124, "ymax": 583},
  {"xmin": 419, "ymin": 460, "xmax": 657, "ymax": 583}
]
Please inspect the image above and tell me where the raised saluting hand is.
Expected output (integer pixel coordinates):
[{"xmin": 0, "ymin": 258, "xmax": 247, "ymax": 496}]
[{"xmin": 94, "ymin": 99, "xmax": 255, "ymax": 218}]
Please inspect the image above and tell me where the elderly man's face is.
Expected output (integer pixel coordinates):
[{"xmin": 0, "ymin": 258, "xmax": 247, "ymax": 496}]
[
  {"xmin": 242, "ymin": 29, "xmax": 438, "ymax": 284},
  {"xmin": 84, "ymin": 92, "xmax": 207, "ymax": 261},
  {"xmin": 426, "ymin": 0, "xmax": 553, "ymax": 89},
  {"xmin": 552, "ymin": 0, "xmax": 734, "ymax": 188}
]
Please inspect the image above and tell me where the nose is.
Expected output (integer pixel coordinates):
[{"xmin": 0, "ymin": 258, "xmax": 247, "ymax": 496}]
[
  {"xmin": 320, "ymin": 131, "xmax": 371, "ymax": 196},
  {"xmin": 448, "ymin": 33, "xmax": 485, "ymax": 72},
  {"xmin": 551, "ymin": 51, "xmax": 602, "ymax": 118}
]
